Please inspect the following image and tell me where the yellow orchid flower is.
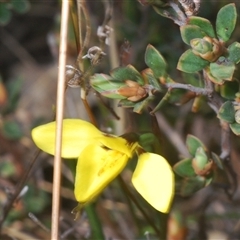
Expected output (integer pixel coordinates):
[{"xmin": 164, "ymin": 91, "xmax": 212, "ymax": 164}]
[{"xmin": 32, "ymin": 119, "xmax": 174, "ymax": 213}]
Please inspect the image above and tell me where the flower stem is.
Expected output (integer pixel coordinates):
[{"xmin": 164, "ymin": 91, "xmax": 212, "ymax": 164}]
[
  {"xmin": 117, "ymin": 175, "xmax": 163, "ymax": 238},
  {"xmin": 85, "ymin": 204, "xmax": 105, "ymax": 240}
]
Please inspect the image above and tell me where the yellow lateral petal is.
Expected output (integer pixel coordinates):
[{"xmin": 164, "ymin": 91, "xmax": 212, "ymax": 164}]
[
  {"xmin": 31, "ymin": 119, "xmax": 103, "ymax": 158},
  {"xmin": 132, "ymin": 152, "xmax": 174, "ymax": 213},
  {"xmin": 74, "ymin": 143, "xmax": 129, "ymax": 203}
]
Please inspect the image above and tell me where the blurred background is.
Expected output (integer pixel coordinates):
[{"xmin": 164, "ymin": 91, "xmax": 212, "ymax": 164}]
[{"xmin": 1, "ymin": 0, "xmax": 240, "ymax": 239}]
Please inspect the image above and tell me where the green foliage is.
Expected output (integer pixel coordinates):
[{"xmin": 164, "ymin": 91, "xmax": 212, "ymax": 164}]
[
  {"xmin": 209, "ymin": 57, "xmax": 235, "ymax": 81},
  {"xmin": 89, "ymin": 3, "xmax": 240, "ymax": 208},
  {"xmin": 217, "ymin": 101, "xmax": 235, "ymax": 123},
  {"xmin": 1, "ymin": 120, "xmax": 23, "ymax": 140},
  {"xmin": 173, "ymin": 158, "xmax": 196, "ymax": 178},
  {"xmin": 179, "ymin": 176, "xmax": 212, "ymax": 197},
  {"xmin": 216, "ymin": 3, "xmax": 237, "ymax": 42},
  {"xmin": 110, "ymin": 65, "xmax": 144, "ymax": 85},
  {"xmin": 187, "ymin": 17, "xmax": 216, "ymax": 38},
  {"xmin": 2, "ymin": 77, "xmax": 22, "ymax": 115},
  {"xmin": 177, "ymin": 3, "xmax": 239, "ymax": 85},
  {"xmin": 145, "ymin": 44, "xmax": 167, "ymax": 78},
  {"xmin": 180, "ymin": 25, "xmax": 207, "ymax": 45},
  {"xmin": 228, "ymin": 42, "xmax": 240, "ymax": 64},
  {"xmin": 173, "ymin": 135, "xmax": 221, "ymax": 196},
  {"xmin": 177, "ymin": 49, "xmax": 209, "ymax": 73},
  {"xmin": 230, "ymin": 122, "xmax": 240, "ymax": 136},
  {"xmin": 220, "ymin": 81, "xmax": 239, "ymax": 100},
  {"xmin": 186, "ymin": 134, "xmax": 206, "ymax": 156},
  {"xmin": 0, "ymin": 0, "xmax": 30, "ymax": 25}
]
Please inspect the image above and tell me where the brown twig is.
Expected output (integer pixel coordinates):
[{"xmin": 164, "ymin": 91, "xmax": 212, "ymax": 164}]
[{"xmin": 165, "ymin": 82, "xmax": 212, "ymax": 96}]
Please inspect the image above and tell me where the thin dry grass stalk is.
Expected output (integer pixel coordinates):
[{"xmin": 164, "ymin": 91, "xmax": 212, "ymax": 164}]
[{"xmin": 51, "ymin": 1, "xmax": 69, "ymax": 239}]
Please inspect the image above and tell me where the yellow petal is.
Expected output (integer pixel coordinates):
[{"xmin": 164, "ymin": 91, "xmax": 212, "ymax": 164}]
[
  {"xmin": 31, "ymin": 119, "xmax": 103, "ymax": 158},
  {"xmin": 99, "ymin": 134, "xmax": 137, "ymax": 157},
  {"xmin": 132, "ymin": 152, "xmax": 174, "ymax": 213},
  {"xmin": 74, "ymin": 143, "xmax": 129, "ymax": 203}
]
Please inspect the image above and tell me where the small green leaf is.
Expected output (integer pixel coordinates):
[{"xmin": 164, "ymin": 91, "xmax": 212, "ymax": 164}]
[
  {"xmin": 90, "ymin": 74, "xmax": 126, "ymax": 99},
  {"xmin": 139, "ymin": 133, "xmax": 161, "ymax": 154},
  {"xmin": 133, "ymin": 95, "xmax": 155, "ymax": 114},
  {"xmin": 141, "ymin": 68, "xmax": 162, "ymax": 91},
  {"xmin": 230, "ymin": 122, "xmax": 240, "ymax": 136},
  {"xmin": 228, "ymin": 42, "xmax": 240, "ymax": 64},
  {"xmin": 204, "ymin": 66, "xmax": 224, "ymax": 85},
  {"xmin": 188, "ymin": 16, "xmax": 216, "ymax": 38},
  {"xmin": 118, "ymin": 99, "xmax": 135, "ymax": 108},
  {"xmin": 210, "ymin": 57, "xmax": 235, "ymax": 81},
  {"xmin": 211, "ymin": 152, "xmax": 223, "ymax": 170},
  {"xmin": 180, "ymin": 25, "xmax": 207, "ymax": 45},
  {"xmin": 145, "ymin": 44, "xmax": 167, "ymax": 79},
  {"xmin": 217, "ymin": 101, "xmax": 235, "ymax": 123},
  {"xmin": 152, "ymin": 4, "xmax": 180, "ymax": 24},
  {"xmin": 177, "ymin": 49, "xmax": 209, "ymax": 73},
  {"xmin": 220, "ymin": 80, "xmax": 239, "ymax": 100},
  {"xmin": 180, "ymin": 176, "xmax": 208, "ymax": 197},
  {"xmin": 216, "ymin": 3, "xmax": 237, "ymax": 42},
  {"xmin": 173, "ymin": 158, "xmax": 196, "ymax": 178},
  {"xmin": 110, "ymin": 65, "xmax": 144, "ymax": 85},
  {"xmin": 186, "ymin": 134, "xmax": 206, "ymax": 156}
]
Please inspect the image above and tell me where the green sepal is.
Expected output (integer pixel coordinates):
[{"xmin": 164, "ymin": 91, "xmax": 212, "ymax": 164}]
[
  {"xmin": 228, "ymin": 42, "xmax": 240, "ymax": 64},
  {"xmin": 177, "ymin": 49, "xmax": 209, "ymax": 73},
  {"xmin": 186, "ymin": 134, "xmax": 206, "ymax": 156},
  {"xmin": 145, "ymin": 44, "xmax": 167, "ymax": 79},
  {"xmin": 110, "ymin": 65, "xmax": 144, "ymax": 85},
  {"xmin": 220, "ymin": 80, "xmax": 239, "ymax": 100},
  {"xmin": 173, "ymin": 158, "xmax": 196, "ymax": 178},
  {"xmin": 230, "ymin": 122, "xmax": 240, "ymax": 136},
  {"xmin": 188, "ymin": 16, "xmax": 216, "ymax": 38},
  {"xmin": 90, "ymin": 74, "xmax": 126, "ymax": 99},
  {"xmin": 180, "ymin": 25, "xmax": 207, "ymax": 45},
  {"xmin": 217, "ymin": 101, "xmax": 235, "ymax": 123},
  {"xmin": 210, "ymin": 57, "xmax": 235, "ymax": 81},
  {"xmin": 216, "ymin": 3, "xmax": 237, "ymax": 42}
]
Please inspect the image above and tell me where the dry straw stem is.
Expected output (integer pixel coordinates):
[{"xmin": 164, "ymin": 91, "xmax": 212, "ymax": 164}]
[{"xmin": 51, "ymin": 1, "xmax": 69, "ymax": 239}]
